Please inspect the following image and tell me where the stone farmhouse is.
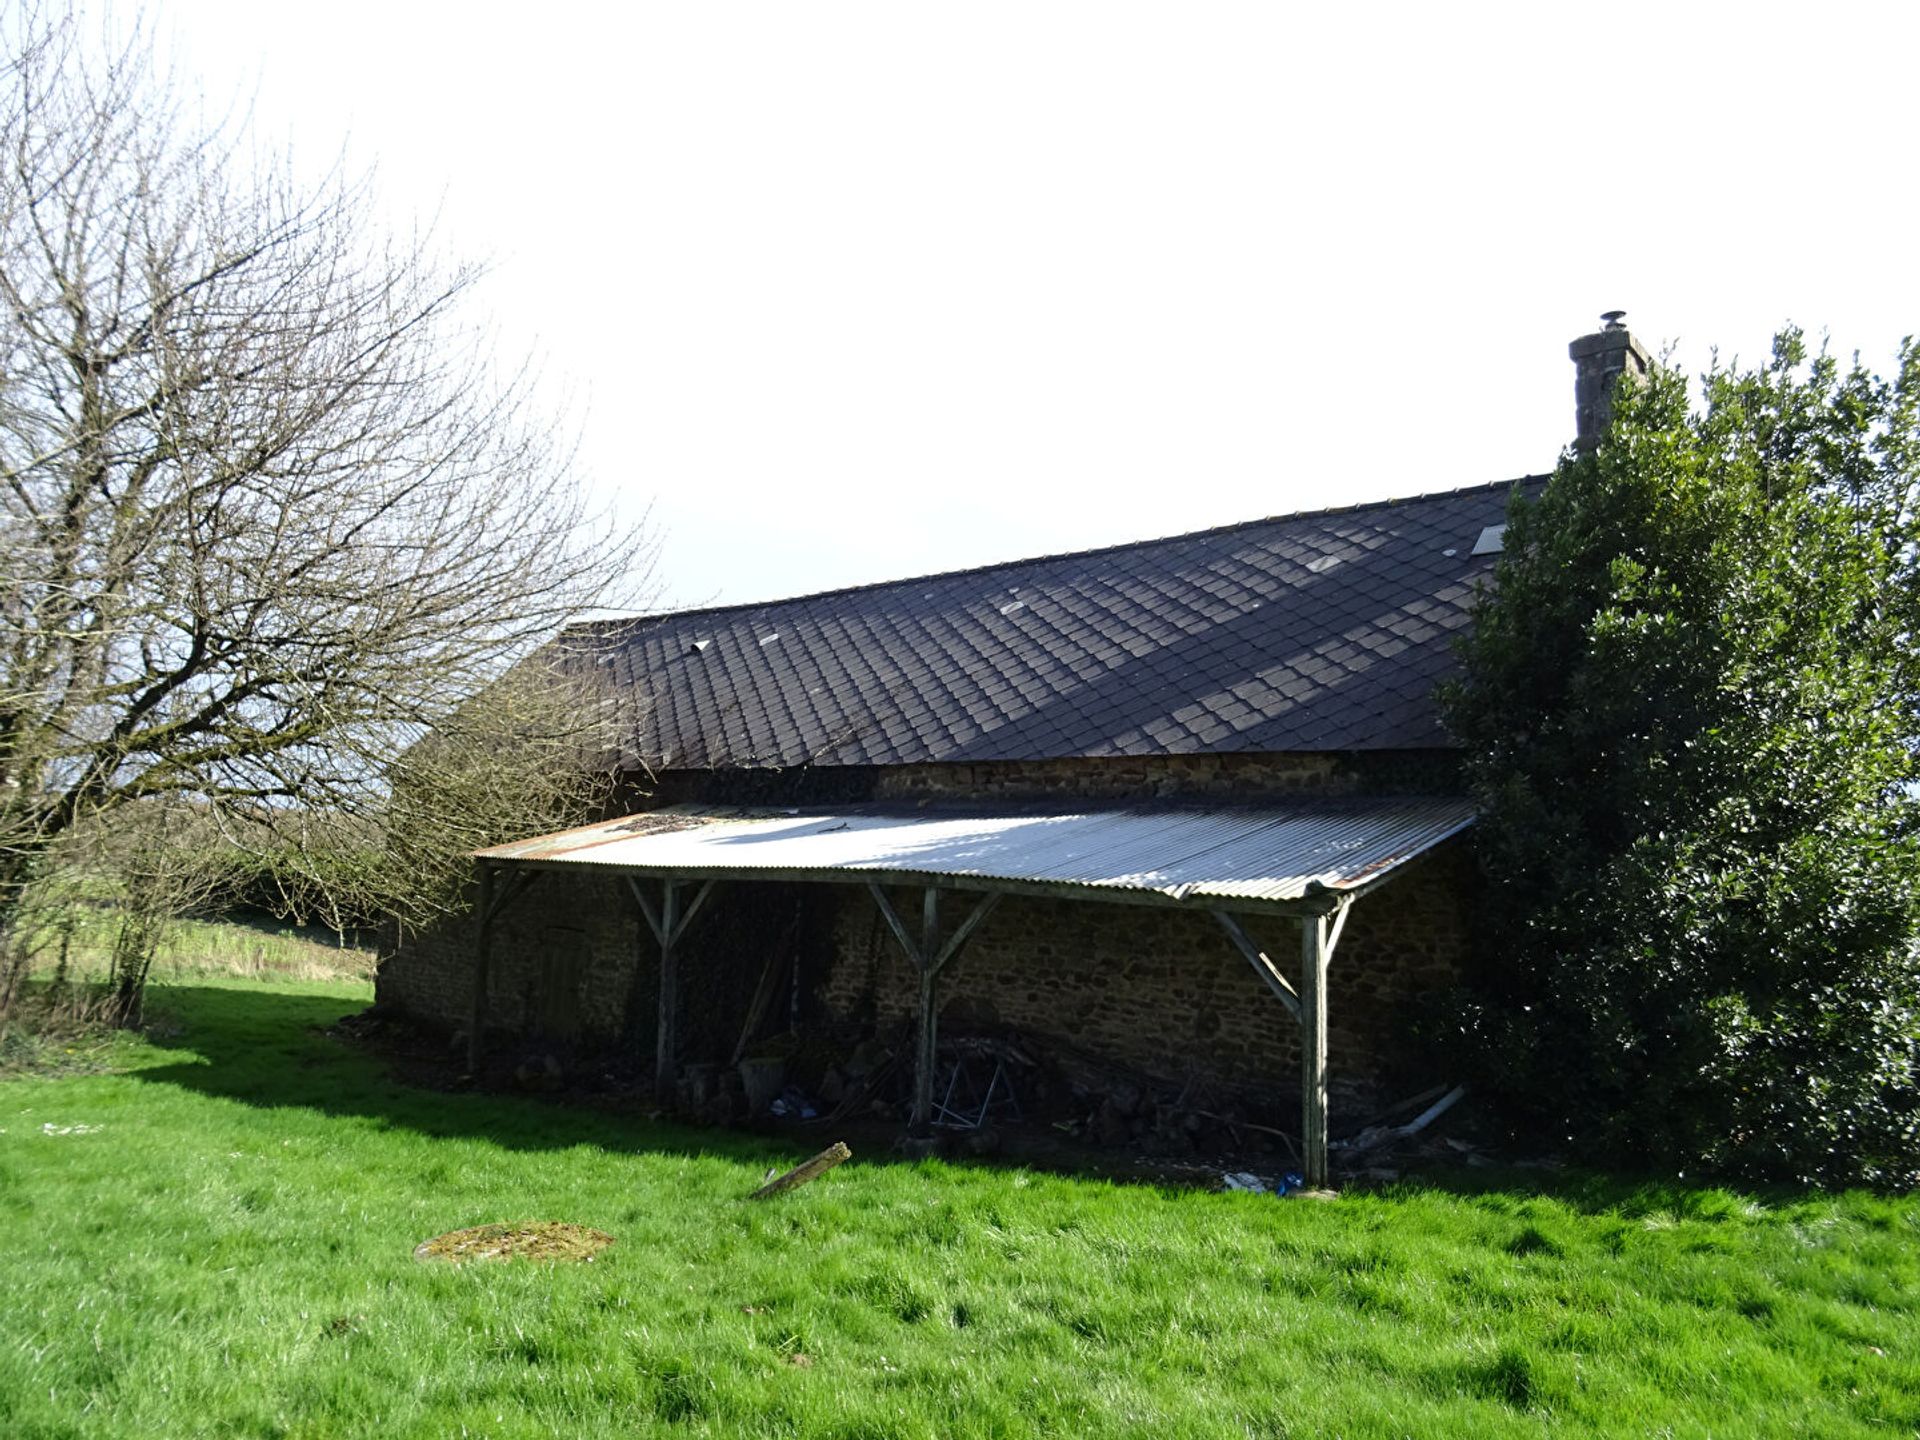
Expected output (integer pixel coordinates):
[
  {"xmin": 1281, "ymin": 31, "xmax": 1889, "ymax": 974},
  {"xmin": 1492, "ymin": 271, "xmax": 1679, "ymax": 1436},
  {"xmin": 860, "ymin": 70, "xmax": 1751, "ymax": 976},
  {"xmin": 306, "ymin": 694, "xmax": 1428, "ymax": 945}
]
[{"xmin": 376, "ymin": 318, "xmax": 1651, "ymax": 1183}]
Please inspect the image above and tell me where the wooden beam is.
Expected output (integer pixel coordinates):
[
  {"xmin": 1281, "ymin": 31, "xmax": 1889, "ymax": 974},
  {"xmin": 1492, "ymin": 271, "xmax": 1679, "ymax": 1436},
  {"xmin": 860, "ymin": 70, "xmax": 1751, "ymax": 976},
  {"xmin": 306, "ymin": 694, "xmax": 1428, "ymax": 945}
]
[
  {"xmin": 930, "ymin": 892, "xmax": 1002, "ymax": 976},
  {"xmin": 673, "ymin": 880, "xmax": 718, "ymax": 945},
  {"xmin": 730, "ymin": 917, "xmax": 797, "ymax": 1069},
  {"xmin": 626, "ymin": 875, "xmax": 666, "ymax": 945},
  {"xmin": 655, "ymin": 880, "xmax": 682, "ymax": 1099},
  {"xmin": 748, "ymin": 1141, "xmax": 852, "ymax": 1200},
  {"xmin": 866, "ymin": 882, "xmax": 923, "ymax": 966},
  {"xmin": 485, "ymin": 868, "xmax": 540, "ymax": 925},
  {"xmin": 1325, "ymin": 893, "xmax": 1353, "ymax": 960},
  {"xmin": 468, "ymin": 864, "xmax": 496, "ymax": 1075},
  {"xmin": 862, "ymin": 884, "xmax": 1002, "ymax": 1134},
  {"xmin": 621, "ymin": 876, "xmax": 723, "ymax": 1099},
  {"xmin": 1300, "ymin": 910, "xmax": 1331, "ymax": 1188},
  {"xmin": 912, "ymin": 967, "xmax": 940, "ymax": 1134},
  {"xmin": 1211, "ymin": 910, "xmax": 1302, "ymax": 1021},
  {"xmin": 912, "ymin": 887, "xmax": 942, "ymax": 1133}
]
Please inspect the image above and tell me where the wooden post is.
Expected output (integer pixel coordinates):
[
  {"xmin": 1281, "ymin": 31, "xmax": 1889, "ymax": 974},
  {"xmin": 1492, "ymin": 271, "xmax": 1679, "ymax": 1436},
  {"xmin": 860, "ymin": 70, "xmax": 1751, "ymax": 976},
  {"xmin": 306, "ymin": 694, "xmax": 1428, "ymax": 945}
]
[
  {"xmin": 1300, "ymin": 909, "xmax": 1331, "ymax": 1188},
  {"xmin": 655, "ymin": 880, "xmax": 682, "ymax": 1099},
  {"xmin": 626, "ymin": 876, "xmax": 719, "ymax": 1103},
  {"xmin": 467, "ymin": 864, "xmax": 495, "ymax": 1075},
  {"xmin": 912, "ymin": 888, "xmax": 941, "ymax": 1134},
  {"xmin": 922, "ymin": 888, "xmax": 940, "ymax": 965},
  {"xmin": 912, "ymin": 969, "xmax": 940, "ymax": 1134},
  {"xmin": 865, "ymin": 882, "xmax": 999, "ymax": 1136}
]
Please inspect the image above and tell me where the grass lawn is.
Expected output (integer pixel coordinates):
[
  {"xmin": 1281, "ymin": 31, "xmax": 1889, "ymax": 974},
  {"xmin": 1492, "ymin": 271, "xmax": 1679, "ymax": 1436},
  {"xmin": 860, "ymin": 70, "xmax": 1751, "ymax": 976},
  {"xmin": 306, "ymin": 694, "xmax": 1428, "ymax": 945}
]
[{"xmin": 1, "ymin": 975, "xmax": 1916, "ymax": 1438}]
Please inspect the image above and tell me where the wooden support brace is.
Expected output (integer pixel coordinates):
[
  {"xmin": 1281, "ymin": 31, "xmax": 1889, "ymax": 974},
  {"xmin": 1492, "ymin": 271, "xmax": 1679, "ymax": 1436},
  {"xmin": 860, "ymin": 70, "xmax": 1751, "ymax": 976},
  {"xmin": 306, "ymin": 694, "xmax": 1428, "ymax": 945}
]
[
  {"xmin": 1325, "ymin": 893, "xmax": 1353, "ymax": 959},
  {"xmin": 1212, "ymin": 911, "xmax": 1302, "ymax": 1021},
  {"xmin": 486, "ymin": 869, "xmax": 540, "ymax": 925},
  {"xmin": 931, "ymin": 891, "xmax": 1001, "ymax": 976},
  {"xmin": 626, "ymin": 875, "xmax": 665, "ymax": 944},
  {"xmin": 675, "ymin": 879, "xmax": 718, "ymax": 944},
  {"xmin": 866, "ymin": 881, "xmax": 921, "ymax": 966}
]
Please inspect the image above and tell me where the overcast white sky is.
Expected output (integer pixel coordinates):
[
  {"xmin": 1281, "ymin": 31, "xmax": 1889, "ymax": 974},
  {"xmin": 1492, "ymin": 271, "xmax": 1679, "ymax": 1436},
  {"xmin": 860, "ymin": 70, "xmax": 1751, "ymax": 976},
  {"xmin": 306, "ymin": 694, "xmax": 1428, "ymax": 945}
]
[{"xmin": 144, "ymin": 1, "xmax": 1920, "ymax": 610}]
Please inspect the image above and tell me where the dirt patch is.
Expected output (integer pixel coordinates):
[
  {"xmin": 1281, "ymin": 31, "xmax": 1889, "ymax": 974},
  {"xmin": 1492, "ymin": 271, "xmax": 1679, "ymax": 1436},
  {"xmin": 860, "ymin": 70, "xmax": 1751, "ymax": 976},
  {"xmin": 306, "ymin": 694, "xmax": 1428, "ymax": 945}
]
[{"xmin": 413, "ymin": 1221, "xmax": 614, "ymax": 1264}]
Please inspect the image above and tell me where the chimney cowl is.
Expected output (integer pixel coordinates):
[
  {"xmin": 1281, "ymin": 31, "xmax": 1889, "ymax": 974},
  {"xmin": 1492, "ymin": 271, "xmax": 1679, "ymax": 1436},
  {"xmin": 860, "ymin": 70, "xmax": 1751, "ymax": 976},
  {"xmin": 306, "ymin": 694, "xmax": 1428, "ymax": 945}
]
[{"xmin": 1569, "ymin": 311, "xmax": 1650, "ymax": 452}]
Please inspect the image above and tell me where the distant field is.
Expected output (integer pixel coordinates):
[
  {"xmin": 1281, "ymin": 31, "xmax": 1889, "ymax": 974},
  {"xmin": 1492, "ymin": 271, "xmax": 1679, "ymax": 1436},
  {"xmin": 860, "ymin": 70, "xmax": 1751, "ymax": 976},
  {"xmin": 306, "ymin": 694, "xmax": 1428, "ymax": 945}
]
[
  {"xmin": 0, "ymin": 962, "xmax": 1915, "ymax": 1436},
  {"xmin": 153, "ymin": 912, "xmax": 376, "ymax": 984},
  {"xmin": 7, "ymin": 902, "xmax": 376, "ymax": 987}
]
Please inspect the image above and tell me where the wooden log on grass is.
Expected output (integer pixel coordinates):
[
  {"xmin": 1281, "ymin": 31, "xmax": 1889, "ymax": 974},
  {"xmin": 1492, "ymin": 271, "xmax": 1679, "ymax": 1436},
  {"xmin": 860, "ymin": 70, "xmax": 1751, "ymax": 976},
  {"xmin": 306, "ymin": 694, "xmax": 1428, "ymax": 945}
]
[{"xmin": 748, "ymin": 1141, "xmax": 852, "ymax": 1200}]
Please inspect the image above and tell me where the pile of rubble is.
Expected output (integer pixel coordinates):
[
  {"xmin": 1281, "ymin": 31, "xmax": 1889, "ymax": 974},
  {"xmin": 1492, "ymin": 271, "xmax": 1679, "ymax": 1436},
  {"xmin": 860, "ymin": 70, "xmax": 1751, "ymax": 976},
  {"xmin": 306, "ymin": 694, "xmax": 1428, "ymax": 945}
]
[{"xmin": 700, "ymin": 1021, "xmax": 1311, "ymax": 1163}]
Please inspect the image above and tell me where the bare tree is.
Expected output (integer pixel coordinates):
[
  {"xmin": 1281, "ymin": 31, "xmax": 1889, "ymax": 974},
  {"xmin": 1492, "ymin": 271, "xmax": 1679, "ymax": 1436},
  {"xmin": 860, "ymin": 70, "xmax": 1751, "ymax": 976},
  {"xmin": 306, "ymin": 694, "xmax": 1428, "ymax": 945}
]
[
  {"xmin": 73, "ymin": 801, "xmax": 231, "ymax": 1023},
  {"xmin": 241, "ymin": 652, "xmax": 628, "ymax": 939},
  {"xmin": 0, "ymin": 800, "xmax": 224, "ymax": 1028},
  {"xmin": 0, "ymin": 7, "xmax": 648, "ymax": 938}
]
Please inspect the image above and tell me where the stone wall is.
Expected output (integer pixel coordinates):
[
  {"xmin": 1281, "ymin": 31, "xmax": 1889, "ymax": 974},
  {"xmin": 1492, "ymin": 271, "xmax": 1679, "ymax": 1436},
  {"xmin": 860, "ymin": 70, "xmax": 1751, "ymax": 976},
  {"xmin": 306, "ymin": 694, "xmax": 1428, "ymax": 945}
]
[
  {"xmin": 640, "ymin": 748, "xmax": 1461, "ymax": 809},
  {"xmin": 819, "ymin": 842, "xmax": 1471, "ymax": 1104},
  {"xmin": 377, "ymin": 870, "xmax": 647, "ymax": 1050},
  {"xmin": 871, "ymin": 752, "xmax": 1345, "ymax": 801},
  {"xmin": 375, "ymin": 750, "xmax": 1476, "ymax": 1118},
  {"xmin": 378, "ymin": 870, "xmax": 816, "ymax": 1064}
]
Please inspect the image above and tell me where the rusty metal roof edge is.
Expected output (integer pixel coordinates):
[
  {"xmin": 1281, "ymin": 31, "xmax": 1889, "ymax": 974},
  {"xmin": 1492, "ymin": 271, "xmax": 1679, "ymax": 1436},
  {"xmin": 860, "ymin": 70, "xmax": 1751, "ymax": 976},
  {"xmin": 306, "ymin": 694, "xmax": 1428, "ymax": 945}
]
[{"xmin": 1319, "ymin": 811, "xmax": 1478, "ymax": 893}]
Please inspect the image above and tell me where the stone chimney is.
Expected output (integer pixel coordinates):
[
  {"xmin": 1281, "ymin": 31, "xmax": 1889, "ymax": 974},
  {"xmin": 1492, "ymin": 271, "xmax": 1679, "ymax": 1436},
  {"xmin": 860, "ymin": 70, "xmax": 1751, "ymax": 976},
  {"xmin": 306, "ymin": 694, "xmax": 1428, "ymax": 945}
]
[{"xmin": 1569, "ymin": 311, "xmax": 1650, "ymax": 452}]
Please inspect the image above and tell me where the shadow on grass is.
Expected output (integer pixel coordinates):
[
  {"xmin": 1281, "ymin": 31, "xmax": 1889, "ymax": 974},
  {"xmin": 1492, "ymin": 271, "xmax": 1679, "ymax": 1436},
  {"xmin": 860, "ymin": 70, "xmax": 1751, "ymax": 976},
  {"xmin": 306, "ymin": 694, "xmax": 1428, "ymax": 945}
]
[
  {"xmin": 125, "ymin": 981, "xmax": 1806, "ymax": 1211},
  {"xmin": 128, "ymin": 981, "xmax": 789, "ymax": 1170}
]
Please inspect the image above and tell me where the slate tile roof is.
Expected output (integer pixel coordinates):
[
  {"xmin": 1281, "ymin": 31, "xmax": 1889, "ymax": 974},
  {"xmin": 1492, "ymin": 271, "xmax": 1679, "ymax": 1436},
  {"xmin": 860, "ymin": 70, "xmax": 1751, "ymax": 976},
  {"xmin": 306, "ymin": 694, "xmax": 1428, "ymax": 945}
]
[{"xmin": 576, "ymin": 478, "xmax": 1540, "ymax": 770}]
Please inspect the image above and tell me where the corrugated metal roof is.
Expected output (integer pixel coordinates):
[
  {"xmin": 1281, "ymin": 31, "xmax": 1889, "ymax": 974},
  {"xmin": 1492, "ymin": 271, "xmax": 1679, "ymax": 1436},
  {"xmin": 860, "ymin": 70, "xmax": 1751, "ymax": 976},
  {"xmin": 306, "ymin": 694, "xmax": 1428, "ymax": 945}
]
[
  {"xmin": 477, "ymin": 799, "xmax": 1475, "ymax": 911},
  {"xmin": 565, "ymin": 479, "xmax": 1542, "ymax": 769}
]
